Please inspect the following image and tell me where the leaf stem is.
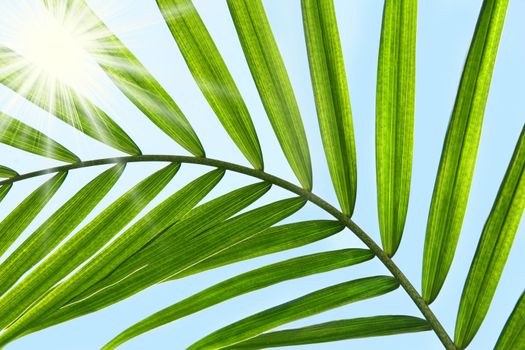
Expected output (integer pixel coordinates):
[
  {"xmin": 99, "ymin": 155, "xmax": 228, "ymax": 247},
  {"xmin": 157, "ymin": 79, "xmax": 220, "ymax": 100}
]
[{"xmin": 0, "ymin": 155, "xmax": 456, "ymax": 349}]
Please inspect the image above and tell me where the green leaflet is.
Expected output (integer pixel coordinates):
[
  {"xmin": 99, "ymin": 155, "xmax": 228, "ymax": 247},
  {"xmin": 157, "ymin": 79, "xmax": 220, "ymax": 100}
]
[
  {"xmin": 422, "ymin": 0, "xmax": 510, "ymax": 303},
  {"xmin": 103, "ymin": 249, "xmax": 373, "ymax": 349},
  {"xmin": 0, "ymin": 45, "xmax": 140, "ymax": 156},
  {"xmin": 0, "ymin": 165, "xmax": 125, "ymax": 296},
  {"xmin": 0, "ymin": 172, "xmax": 66, "ymax": 257},
  {"xmin": 29, "ymin": 198, "xmax": 303, "ymax": 338},
  {"xmin": 175, "ymin": 220, "xmax": 345, "ymax": 279},
  {"xmin": 495, "ymin": 291, "xmax": 525, "ymax": 350},
  {"xmin": 42, "ymin": 0, "xmax": 204, "ymax": 157},
  {"xmin": 0, "ymin": 165, "xmax": 18, "ymax": 178},
  {"xmin": 227, "ymin": 0, "xmax": 312, "ymax": 189},
  {"xmin": 23, "ymin": 181, "xmax": 273, "ymax": 332},
  {"xmin": 225, "ymin": 316, "xmax": 431, "ymax": 349},
  {"xmin": 0, "ymin": 163, "xmax": 179, "ymax": 341},
  {"xmin": 189, "ymin": 276, "xmax": 399, "ymax": 349},
  {"xmin": 376, "ymin": 0, "xmax": 417, "ymax": 256},
  {"xmin": 455, "ymin": 126, "xmax": 525, "ymax": 348},
  {"xmin": 76, "ymin": 182, "xmax": 273, "ymax": 295},
  {"xmin": 157, "ymin": 0, "xmax": 263, "ymax": 169},
  {"xmin": 301, "ymin": 0, "xmax": 357, "ymax": 216},
  {"xmin": 0, "ymin": 168, "xmax": 224, "ymax": 343},
  {"xmin": 0, "ymin": 112, "xmax": 79, "ymax": 163},
  {"xmin": 0, "ymin": 184, "xmax": 11, "ymax": 203}
]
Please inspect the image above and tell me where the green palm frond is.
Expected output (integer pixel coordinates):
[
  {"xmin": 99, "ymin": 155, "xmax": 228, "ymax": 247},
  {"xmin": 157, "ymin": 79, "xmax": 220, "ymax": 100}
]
[
  {"xmin": 495, "ymin": 291, "xmax": 525, "ymax": 350},
  {"xmin": 0, "ymin": 0, "xmax": 521, "ymax": 349},
  {"xmin": 187, "ymin": 276, "xmax": 400, "ymax": 350},
  {"xmin": 422, "ymin": 0, "xmax": 510, "ymax": 304},
  {"xmin": 301, "ymin": 0, "xmax": 357, "ymax": 216},
  {"xmin": 104, "ymin": 249, "xmax": 374, "ymax": 349},
  {"xmin": 376, "ymin": 0, "xmax": 417, "ymax": 256},
  {"xmin": 455, "ymin": 125, "xmax": 525, "ymax": 348},
  {"xmin": 158, "ymin": 0, "xmax": 263, "ymax": 169},
  {"xmin": 0, "ymin": 44, "xmax": 141, "ymax": 155},
  {"xmin": 0, "ymin": 112, "xmax": 79, "ymax": 162},
  {"xmin": 224, "ymin": 316, "xmax": 431, "ymax": 349}
]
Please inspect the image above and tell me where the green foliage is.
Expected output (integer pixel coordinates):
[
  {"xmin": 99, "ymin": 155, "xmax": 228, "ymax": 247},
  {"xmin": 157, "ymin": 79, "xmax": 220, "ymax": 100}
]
[
  {"xmin": 0, "ymin": 0, "xmax": 521, "ymax": 349},
  {"xmin": 224, "ymin": 316, "xmax": 431, "ymax": 349},
  {"xmin": 0, "ymin": 45, "xmax": 140, "ymax": 155},
  {"xmin": 455, "ymin": 125, "xmax": 525, "ymax": 348},
  {"xmin": 188, "ymin": 276, "xmax": 400, "ymax": 349},
  {"xmin": 0, "ymin": 112, "xmax": 79, "ymax": 162},
  {"xmin": 227, "ymin": 0, "xmax": 313, "ymax": 189},
  {"xmin": 157, "ymin": 0, "xmax": 263, "ymax": 169},
  {"xmin": 301, "ymin": 0, "xmax": 357, "ymax": 216},
  {"xmin": 376, "ymin": 0, "xmax": 417, "ymax": 256},
  {"xmin": 495, "ymin": 291, "xmax": 525, "ymax": 350},
  {"xmin": 422, "ymin": 0, "xmax": 510, "ymax": 303}
]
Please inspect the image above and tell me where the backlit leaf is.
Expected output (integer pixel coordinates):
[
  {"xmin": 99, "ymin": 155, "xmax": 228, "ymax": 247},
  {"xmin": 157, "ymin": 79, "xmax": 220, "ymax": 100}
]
[
  {"xmin": 422, "ymin": 0, "xmax": 510, "ymax": 303},
  {"xmin": 227, "ymin": 0, "xmax": 312, "ymax": 189},
  {"xmin": 157, "ymin": 0, "xmax": 263, "ymax": 169},
  {"xmin": 0, "ymin": 164, "xmax": 124, "ymax": 296},
  {"xmin": 455, "ymin": 125, "xmax": 525, "ymax": 348},
  {"xmin": 376, "ymin": 0, "xmax": 417, "ymax": 256},
  {"xmin": 42, "ymin": 0, "xmax": 205, "ymax": 157},
  {"xmin": 103, "ymin": 249, "xmax": 373, "ymax": 349},
  {"xmin": 0, "ymin": 112, "xmax": 79, "ymax": 163},
  {"xmin": 301, "ymin": 0, "xmax": 357, "ymax": 215},
  {"xmin": 225, "ymin": 316, "xmax": 431, "ymax": 349},
  {"xmin": 0, "ymin": 45, "xmax": 141, "ymax": 156},
  {"xmin": 495, "ymin": 291, "xmax": 525, "ymax": 350},
  {"xmin": 0, "ymin": 163, "xmax": 179, "ymax": 342},
  {"xmin": 0, "ymin": 165, "xmax": 18, "ymax": 178},
  {"xmin": 0, "ymin": 172, "xmax": 66, "ymax": 258},
  {"xmin": 189, "ymin": 276, "xmax": 399, "ymax": 349}
]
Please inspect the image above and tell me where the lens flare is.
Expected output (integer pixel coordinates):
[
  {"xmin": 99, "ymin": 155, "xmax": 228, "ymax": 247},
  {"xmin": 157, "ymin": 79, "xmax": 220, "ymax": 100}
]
[{"xmin": 14, "ymin": 9, "xmax": 91, "ymax": 89}]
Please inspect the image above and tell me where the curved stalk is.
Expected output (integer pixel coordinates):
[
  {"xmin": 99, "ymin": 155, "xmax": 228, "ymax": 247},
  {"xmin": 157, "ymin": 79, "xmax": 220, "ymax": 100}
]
[{"xmin": 0, "ymin": 155, "xmax": 456, "ymax": 349}]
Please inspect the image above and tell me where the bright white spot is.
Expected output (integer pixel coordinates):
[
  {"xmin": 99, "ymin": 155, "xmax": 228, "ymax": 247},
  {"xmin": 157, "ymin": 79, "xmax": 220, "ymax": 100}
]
[{"xmin": 11, "ymin": 4, "xmax": 94, "ymax": 93}]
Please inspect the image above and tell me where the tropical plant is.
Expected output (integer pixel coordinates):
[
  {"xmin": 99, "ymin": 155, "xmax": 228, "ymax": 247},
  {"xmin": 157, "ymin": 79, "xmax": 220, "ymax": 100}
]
[{"xmin": 0, "ymin": 0, "xmax": 522, "ymax": 349}]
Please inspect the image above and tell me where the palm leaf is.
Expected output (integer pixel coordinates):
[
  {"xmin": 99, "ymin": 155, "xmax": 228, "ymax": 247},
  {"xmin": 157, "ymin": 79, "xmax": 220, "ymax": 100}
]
[
  {"xmin": 454, "ymin": 125, "xmax": 525, "ymax": 348},
  {"xmin": 0, "ymin": 168, "xmax": 223, "ymax": 343},
  {"xmin": 42, "ymin": 0, "xmax": 205, "ymax": 157},
  {"xmin": 227, "ymin": 0, "xmax": 312, "ymax": 189},
  {"xmin": 301, "ymin": 0, "xmax": 357, "ymax": 216},
  {"xmin": 103, "ymin": 249, "xmax": 374, "ymax": 349},
  {"xmin": 0, "ymin": 112, "xmax": 79, "ymax": 163},
  {"xmin": 175, "ymin": 220, "xmax": 345, "ymax": 279},
  {"xmin": 376, "ymin": 0, "xmax": 417, "ymax": 256},
  {"xmin": 224, "ymin": 316, "xmax": 431, "ymax": 349},
  {"xmin": 422, "ymin": 0, "xmax": 510, "ymax": 303},
  {"xmin": 157, "ymin": 0, "xmax": 263, "ymax": 169},
  {"xmin": 495, "ymin": 291, "xmax": 525, "ymax": 350},
  {"xmin": 0, "ymin": 184, "xmax": 11, "ymax": 203},
  {"xmin": 0, "ymin": 45, "xmax": 141, "ymax": 156},
  {"xmin": 22, "ymin": 181, "xmax": 274, "ymax": 332},
  {"xmin": 0, "ymin": 164, "xmax": 124, "ymax": 296},
  {"xmin": 0, "ymin": 1, "xmax": 520, "ymax": 349},
  {"xmin": 0, "ymin": 165, "xmax": 17, "ymax": 178},
  {"xmin": 27, "ymin": 197, "xmax": 304, "ymax": 337},
  {"xmin": 188, "ymin": 276, "xmax": 399, "ymax": 349},
  {"xmin": 0, "ymin": 172, "xmax": 66, "ymax": 257},
  {"xmin": 0, "ymin": 163, "xmax": 179, "ymax": 342}
]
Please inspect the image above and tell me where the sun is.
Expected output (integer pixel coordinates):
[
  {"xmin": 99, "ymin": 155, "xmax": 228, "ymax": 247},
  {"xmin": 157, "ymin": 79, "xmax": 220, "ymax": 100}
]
[
  {"xmin": 5, "ymin": 1, "xmax": 100, "ymax": 96},
  {"xmin": 15, "ymin": 9, "xmax": 90, "ymax": 89}
]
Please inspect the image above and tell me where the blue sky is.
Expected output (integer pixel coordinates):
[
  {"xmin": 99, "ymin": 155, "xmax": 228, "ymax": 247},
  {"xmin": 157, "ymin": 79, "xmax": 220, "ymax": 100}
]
[{"xmin": 0, "ymin": 0, "xmax": 524, "ymax": 349}]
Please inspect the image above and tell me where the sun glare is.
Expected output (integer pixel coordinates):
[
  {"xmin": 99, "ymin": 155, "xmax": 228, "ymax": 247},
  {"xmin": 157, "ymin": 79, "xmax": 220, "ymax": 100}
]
[
  {"xmin": 10, "ymin": 3, "xmax": 95, "ymax": 93},
  {"xmin": 16, "ymin": 13, "xmax": 88, "ymax": 87}
]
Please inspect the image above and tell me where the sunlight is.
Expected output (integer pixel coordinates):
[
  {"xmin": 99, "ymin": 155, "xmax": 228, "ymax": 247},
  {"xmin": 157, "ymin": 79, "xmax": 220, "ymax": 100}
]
[
  {"xmin": 16, "ymin": 13, "xmax": 88, "ymax": 87},
  {"xmin": 9, "ymin": 2, "xmax": 96, "ymax": 94}
]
